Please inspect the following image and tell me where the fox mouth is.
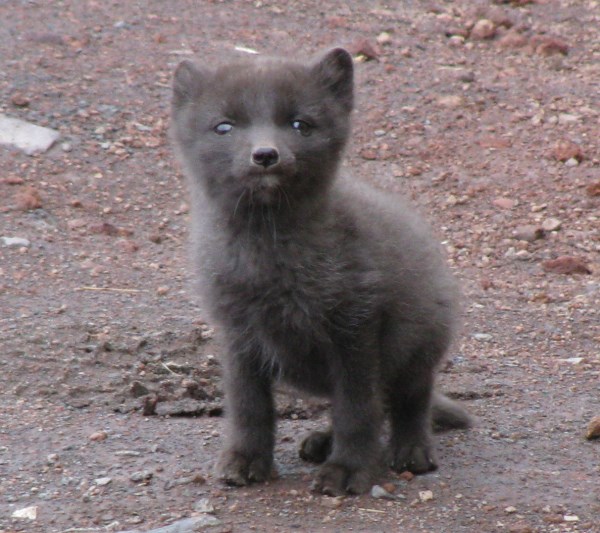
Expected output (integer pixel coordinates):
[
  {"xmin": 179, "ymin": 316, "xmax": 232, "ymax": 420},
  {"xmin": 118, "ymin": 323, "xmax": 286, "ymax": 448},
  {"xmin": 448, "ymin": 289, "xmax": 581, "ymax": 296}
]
[
  {"xmin": 244, "ymin": 174, "xmax": 289, "ymax": 207},
  {"xmin": 256, "ymin": 174, "xmax": 280, "ymax": 190}
]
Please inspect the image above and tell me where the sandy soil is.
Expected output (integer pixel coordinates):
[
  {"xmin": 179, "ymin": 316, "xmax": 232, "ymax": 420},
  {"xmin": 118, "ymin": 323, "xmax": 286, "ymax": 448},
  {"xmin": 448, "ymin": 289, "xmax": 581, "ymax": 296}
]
[{"xmin": 1, "ymin": 1, "xmax": 598, "ymax": 532}]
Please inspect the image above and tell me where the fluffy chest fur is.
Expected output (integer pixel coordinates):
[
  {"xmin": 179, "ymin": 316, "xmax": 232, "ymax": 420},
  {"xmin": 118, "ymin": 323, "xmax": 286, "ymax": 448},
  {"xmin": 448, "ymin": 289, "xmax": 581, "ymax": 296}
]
[{"xmin": 204, "ymin": 212, "xmax": 380, "ymax": 394}]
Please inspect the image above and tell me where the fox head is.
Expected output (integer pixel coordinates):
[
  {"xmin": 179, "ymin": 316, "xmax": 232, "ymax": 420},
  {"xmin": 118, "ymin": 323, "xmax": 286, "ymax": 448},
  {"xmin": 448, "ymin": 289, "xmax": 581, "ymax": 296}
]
[{"xmin": 171, "ymin": 48, "xmax": 354, "ymax": 213}]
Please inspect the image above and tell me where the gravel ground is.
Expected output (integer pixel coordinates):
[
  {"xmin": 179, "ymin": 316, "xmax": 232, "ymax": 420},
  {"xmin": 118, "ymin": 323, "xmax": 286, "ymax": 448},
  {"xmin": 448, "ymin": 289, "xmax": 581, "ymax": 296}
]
[{"xmin": 1, "ymin": 1, "xmax": 598, "ymax": 532}]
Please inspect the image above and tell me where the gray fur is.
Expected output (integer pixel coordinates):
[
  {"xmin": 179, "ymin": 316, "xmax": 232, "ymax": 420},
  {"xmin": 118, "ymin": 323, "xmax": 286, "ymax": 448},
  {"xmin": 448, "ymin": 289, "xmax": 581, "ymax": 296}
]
[{"xmin": 171, "ymin": 48, "xmax": 470, "ymax": 496}]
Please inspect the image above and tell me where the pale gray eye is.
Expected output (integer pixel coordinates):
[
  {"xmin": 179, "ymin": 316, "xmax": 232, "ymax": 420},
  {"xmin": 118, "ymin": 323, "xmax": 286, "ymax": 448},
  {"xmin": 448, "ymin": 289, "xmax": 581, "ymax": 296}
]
[
  {"xmin": 291, "ymin": 120, "xmax": 312, "ymax": 137},
  {"xmin": 214, "ymin": 122, "xmax": 233, "ymax": 135}
]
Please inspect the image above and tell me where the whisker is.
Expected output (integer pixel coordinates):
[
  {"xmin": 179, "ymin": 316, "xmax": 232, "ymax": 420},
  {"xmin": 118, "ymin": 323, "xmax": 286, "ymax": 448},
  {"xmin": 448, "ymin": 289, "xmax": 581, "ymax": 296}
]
[
  {"xmin": 261, "ymin": 205, "xmax": 268, "ymax": 233},
  {"xmin": 233, "ymin": 189, "xmax": 247, "ymax": 219},
  {"xmin": 280, "ymin": 186, "xmax": 292, "ymax": 210},
  {"xmin": 247, "ymin": 190, "xmax": 255, "ymax": 239},
  {"xmin": 269, "ymin": 205, "xmax": 277, "ymax": 245},
  {"xmin": 276, "ymin": 187, "xmax": 282, "ymax": 212}
]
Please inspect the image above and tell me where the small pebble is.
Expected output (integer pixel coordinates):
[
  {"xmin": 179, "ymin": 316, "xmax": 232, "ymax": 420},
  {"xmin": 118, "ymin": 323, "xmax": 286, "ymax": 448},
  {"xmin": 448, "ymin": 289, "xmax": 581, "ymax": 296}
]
[
  {"xmin": 1, "ymin": 236, "xmax": 31, "ymax": 248},
  {"xmin": 551, "ymin": 140, "xmax": 583, "ymax": 162},
  {"xmin": 94, "ymin": 477, "xmax": 112, "ymax": 486},
  {"xmin": 498, "ymin": 31, "xmax": 528, "ymax": 49},
  {"xmin": 321, "ymin": 495, "xmax": 344, "ymax": 509},
  {"xmin": 513, "ymin": 225, "xmax": 544, "ymax": 242},
  {"xmin": 558, "ymin": 113, "xmax": 579, "ymax": 125},
  {"xmin": 130, "ymin": 470, "xmax": 153, "ymax": 483},
  {"xmin": 130, "ymin": 381, "xmax": 150, "ymax": 398},
  {"xmin": 492, "ymin": 197, "xmax": 516, "ymax": 210},
  {"xmin": 89, "ymin": 430, "xmax": 108, "ymax": 442},
  {"xmin": 47, "ymin": 453, "xmax": 60, "ymax": 465},
  {"xmin": 419, "ymin": 490, "xmax": 434, "ymax": 502},
  {"xmin": 515, "ymin": 249, "xmax": 531, "ymax": 260},
  {"xmin": 541, "ymin": 218, "xmax": 562, "ymax": 232},
  {"xmin": 585, "ymin": 416, "xmax": 600, "ymax": 440},
  {"xmin": 398, "ymin": 471, "xmax": 414, "ymax": 482},
  {"xmin": 564, "ymin": 157, "xmax": 579, "ymax": 167},
  {"xmin": 164, "ymin": 472, "xmax": 206, "ymax": 490},
  {"xmin": 11, "ymin": 93, "xmax": 30, "ymax": 107},
  {"xmin": 382, "ymin": 482, "xmax": 397, "ymax": 493},
  {"xmin": 559, "ymin": 357, "xmax": 583, "ymax": 365},
  {"xmin": 371, "ymin": 484, "xmax": 396, "ymax": 500},
  {"xmin": 124, "ymin": 516, "xmax": 222, "ymax": 532},
  {"xmin": 376, "ymin": 31, "xmax": 392, "ymax": 45},
  {"xmin": 12, "ymin": 506, "xmax": 38, "ymax": 520},
  {"xmin": 194, "ymin": 498, "xmax": 215, "ymax": 514},
  {"xmin": 448, "ymin": 35, "xmax": 465, "ymax": 47},
  {"xmin": 437, "ymin": 95, "xmax": 464, "ymax": 108},
  {"xmin": 471, "ymin": 19, "xmax": 496, "ymax": 40},
  {"xmin": 542, "ymin": 256, "xmax": 591, "ymax": 275},
  {"xmin": 114, "ymin": 450, "xmax": 142, "ymax": 457}
]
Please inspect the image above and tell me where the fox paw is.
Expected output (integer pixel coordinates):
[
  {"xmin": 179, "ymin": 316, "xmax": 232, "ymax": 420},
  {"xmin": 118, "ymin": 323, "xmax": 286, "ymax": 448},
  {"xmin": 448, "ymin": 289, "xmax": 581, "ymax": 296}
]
[
  {"xmin": 299, "ymin": 431, "xmax": 332, "ymax": 464},
  {"xmin": 312, "ymin": 462, "xmax": 372, "ymax": 496},
  {"xmin": 391, "ymin": 443, "xmax": 437, "ymax": 474},
  {"xmin": 217, "ymin": 449, "xmax": 273, "ymax": 486}
]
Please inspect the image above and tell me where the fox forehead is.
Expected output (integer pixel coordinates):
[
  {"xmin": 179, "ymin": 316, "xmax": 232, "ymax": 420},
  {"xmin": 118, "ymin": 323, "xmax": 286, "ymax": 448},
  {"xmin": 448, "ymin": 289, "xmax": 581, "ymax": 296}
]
[{"xmin": 204, "ymin": 62, "xmax": 325, "ymax": 121}]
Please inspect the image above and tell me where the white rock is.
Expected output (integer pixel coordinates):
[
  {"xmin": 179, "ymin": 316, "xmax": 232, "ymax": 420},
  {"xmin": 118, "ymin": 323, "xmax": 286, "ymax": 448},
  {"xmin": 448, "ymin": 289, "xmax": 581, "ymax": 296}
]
[
  {"xmin": 565, "ymin": 157, "xmax": 579, "ymax": 167},
  {"xmin": 234, "ymin": 45, "xmax": 259, "ymax": 54},
  {"xmin": 94, "ymin": 476, "xmax": 112, "ymax": 486},
  {"xmin": 376, "ymin": 32, "xmax": 392, "ymax": 45},
  {"xmin": 0, "ymin": 114, "xmax": 60, "ymax": 155},
  {"xmin": 1, "ymin": 236, "xmax": 31, "ymax": 247},
  {"xmin": 371, "ymin": 484, "xmax": 396, "ymax": 500},
  {"xmin": 194, "ymin": 498, "xmax": 215, "ymax": 513},
  {"xmin": 12, "ymin": 506, "xmax": 38, "ymax": 519},
  {"xmin": 558, "ymin": 113, "xmax": 580, "ymax": 125},
  {"xmin": 437, "ymin": 95, "xmax": 464, "ymax": 108},
  {"xmin": 558, "ymin": 357, "xmax": 584, "ymax": 365},
  {"xmin": 448, "ymin": 35, "xmax": 465, "ymax": 47},
  {"xmin": 515, "ymin": 250, "xmax": 531, "ymax": 260},
  {"xmin": 46, "ymin": 453, "xmax": 60, "ymax": 464},
  {"xmin": 541, "ymin": 217, "xmax": 562, "ymax": 232},
  {"xmin": 471, "ymin": 19, "xmax": 496, "ymax": 40},
  {"xmin": 115, "ymin": 515, "xmax": 222, "ymax": 533},
  {"xmin": 419, "ymin": 490, "xmax": 434, "ymax": 502}
]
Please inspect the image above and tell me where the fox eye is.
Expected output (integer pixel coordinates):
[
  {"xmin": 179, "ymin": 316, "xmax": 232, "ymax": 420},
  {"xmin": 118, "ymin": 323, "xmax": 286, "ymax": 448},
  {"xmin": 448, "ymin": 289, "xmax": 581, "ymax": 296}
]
[
  {"xmin": 291, "ymin": 120, "xmax": 312, "ymax": 137},
  {"xmin": 214, "ymin": 122, "xmax": 233, "ymax": 135}
]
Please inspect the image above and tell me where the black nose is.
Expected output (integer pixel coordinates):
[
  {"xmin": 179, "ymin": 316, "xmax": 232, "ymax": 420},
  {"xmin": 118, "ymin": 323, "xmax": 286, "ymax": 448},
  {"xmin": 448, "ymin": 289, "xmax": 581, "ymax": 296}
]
[{"xmin": 252, "ymin": 147, "xmax": 279, "ymax": 168}]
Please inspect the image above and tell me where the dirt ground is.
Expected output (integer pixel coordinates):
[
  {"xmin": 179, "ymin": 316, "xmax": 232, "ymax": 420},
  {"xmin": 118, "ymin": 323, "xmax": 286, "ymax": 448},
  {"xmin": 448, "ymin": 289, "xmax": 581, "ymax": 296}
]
[{"xmin": 1, "ymin": 1, "xmax": 599, "ymax": 532}]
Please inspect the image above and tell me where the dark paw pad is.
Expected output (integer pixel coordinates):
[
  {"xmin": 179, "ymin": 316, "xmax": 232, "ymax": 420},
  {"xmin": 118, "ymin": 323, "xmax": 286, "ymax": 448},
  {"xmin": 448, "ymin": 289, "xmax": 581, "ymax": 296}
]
[
  {"xmin": 312, "ymin": 462, "xmax": 372, "ymax": 496},
  {"xmin": 217, "ymin": 450, "xmax": 272, "ymax": 486},
  {"xmin": 391, "ymin": 444, "xmax": 438, "ymax": 474},
  {"xmin": 299, "ymin": 431, "xmax": 332, "ymax": 464}
]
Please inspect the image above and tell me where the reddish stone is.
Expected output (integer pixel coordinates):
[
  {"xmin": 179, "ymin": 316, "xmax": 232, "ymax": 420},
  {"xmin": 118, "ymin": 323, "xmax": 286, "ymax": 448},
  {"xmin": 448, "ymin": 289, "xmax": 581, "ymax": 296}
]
[
  {"xmin": 551, "ymin": 140, "xmax": 583, "ymax": 162},
  {"xmin": 531, "ymin": 36, "xmax": 569, "ymax": 56},
  {"xmin": 542, "ymin": 256, "xmax": 592, "ymax": 275},
  {"xmin": 15, "ymin": 186, "xmax": 42, "ymax": 210}
]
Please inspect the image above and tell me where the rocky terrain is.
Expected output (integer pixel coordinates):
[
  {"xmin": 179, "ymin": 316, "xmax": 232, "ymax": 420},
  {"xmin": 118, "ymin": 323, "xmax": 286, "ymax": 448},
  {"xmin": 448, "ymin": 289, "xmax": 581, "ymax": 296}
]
[{"xmin": 1, "ymin": 1, "xmax": 598, "ymax": 531}]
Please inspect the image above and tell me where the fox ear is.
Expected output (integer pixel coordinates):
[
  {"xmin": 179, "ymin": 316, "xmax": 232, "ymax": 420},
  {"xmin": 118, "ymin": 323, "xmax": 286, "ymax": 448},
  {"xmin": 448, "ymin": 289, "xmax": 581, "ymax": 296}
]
[
  {"xmin": 172, "ymin": 60, "xmax": 205, "ymax": 108},
  {"xmin": 311, "ymin": 48, "xmax": 354, "ymax": 111}
]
